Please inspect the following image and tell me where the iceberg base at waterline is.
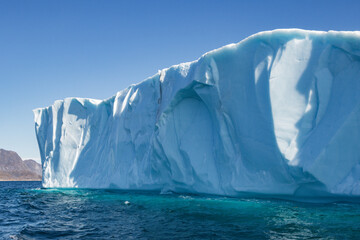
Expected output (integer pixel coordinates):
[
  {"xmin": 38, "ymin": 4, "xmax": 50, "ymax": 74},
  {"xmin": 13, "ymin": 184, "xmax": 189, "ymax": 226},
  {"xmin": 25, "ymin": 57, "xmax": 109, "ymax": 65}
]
[{"xmin": 34, "ymin": 29, "xmax": 360, "ymax": 197}]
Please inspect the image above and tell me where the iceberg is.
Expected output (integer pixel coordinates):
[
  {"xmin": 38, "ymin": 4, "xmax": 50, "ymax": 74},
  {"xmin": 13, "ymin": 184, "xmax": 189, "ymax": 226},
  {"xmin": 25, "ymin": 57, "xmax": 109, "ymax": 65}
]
[{"xmin": 34, "ymin": 29, "xmax": 360, "ymax": 196}]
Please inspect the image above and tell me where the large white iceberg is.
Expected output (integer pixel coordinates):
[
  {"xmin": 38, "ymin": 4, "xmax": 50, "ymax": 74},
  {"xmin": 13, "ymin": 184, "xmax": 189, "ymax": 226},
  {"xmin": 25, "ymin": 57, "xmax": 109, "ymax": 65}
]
[{"xmin": 34, "ymin": 29, "xmax": 360, "ymax": 196}]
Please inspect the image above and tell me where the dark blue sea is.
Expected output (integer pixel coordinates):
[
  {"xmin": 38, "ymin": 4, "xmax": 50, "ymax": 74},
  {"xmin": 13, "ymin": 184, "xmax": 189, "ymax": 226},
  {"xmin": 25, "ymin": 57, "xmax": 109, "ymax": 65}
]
[{"xmin": 1, "ymin": 181, "xmax": 360, "ymax": 239}]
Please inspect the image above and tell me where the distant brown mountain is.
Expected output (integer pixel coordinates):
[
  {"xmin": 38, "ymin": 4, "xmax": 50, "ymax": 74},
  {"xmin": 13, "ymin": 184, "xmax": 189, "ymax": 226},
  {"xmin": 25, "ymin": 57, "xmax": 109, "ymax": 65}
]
[{"xmin": 0, "ymin": 149, "xmax": 41, "ymax": 181}]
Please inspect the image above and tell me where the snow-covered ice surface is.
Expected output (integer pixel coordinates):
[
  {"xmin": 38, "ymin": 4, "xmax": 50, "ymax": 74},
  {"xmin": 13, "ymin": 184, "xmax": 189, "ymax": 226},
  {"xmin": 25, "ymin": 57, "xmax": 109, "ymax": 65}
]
[{"xmin": 34, "ymin": 29, "xmax": 360, "ymax": 196}]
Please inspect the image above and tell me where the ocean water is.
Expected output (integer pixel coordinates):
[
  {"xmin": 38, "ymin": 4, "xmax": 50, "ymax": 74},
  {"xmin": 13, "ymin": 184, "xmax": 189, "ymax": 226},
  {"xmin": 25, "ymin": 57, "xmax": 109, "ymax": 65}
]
[{"xmin": 1, "ymin": 181, "xmax": 360, "ymax": 239}]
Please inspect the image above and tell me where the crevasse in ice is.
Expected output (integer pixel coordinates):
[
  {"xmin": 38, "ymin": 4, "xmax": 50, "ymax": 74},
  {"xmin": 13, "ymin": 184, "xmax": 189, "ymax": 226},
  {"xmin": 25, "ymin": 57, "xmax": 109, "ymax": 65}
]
[{"xmin": 34, "ymin": 29, "xmax": 360, "ymax": 196}]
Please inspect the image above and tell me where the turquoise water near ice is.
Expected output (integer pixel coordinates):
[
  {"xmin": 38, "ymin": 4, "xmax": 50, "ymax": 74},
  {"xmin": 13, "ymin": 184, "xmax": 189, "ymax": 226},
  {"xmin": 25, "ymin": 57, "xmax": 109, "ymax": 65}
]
[{"xmin": 1, "ymin": 181, "xmax": 360, "ymax": 239}]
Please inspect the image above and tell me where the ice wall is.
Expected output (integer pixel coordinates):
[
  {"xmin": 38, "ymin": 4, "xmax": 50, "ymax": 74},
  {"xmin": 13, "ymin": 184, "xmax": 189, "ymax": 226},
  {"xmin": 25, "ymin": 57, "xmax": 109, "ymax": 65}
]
[{"xmin": 34, "ymin": 29, "xmax": 360, "ymax": 196}]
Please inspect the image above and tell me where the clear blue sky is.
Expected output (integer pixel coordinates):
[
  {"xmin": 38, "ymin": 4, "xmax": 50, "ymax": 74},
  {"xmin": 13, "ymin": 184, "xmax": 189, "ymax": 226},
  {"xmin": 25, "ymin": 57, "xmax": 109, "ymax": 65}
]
[{"xmin": 0, "ymin": 0, "xmax": 359, "ymax": 162}]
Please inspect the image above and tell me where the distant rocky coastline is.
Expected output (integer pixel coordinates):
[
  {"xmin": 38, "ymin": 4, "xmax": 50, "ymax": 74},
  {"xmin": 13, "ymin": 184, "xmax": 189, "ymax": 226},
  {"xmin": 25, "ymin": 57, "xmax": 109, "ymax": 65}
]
[{"xmin": 0, "ymin": 149, "xmax": 41, "ymax": 181}]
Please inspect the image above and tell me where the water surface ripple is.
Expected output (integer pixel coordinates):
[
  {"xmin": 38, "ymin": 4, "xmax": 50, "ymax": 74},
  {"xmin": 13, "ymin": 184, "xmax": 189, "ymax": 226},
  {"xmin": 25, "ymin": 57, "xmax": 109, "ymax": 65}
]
[{"xmin": 1, "ymin": 181, "xmax": 360, "ymax": 239}]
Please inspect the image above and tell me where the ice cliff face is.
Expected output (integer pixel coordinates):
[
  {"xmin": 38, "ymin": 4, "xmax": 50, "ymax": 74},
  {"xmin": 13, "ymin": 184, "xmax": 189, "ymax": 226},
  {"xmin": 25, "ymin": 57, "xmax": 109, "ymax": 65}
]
[{"xmin": 34, "ymin": 29, "xmax": 360, "ymax": 196}]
